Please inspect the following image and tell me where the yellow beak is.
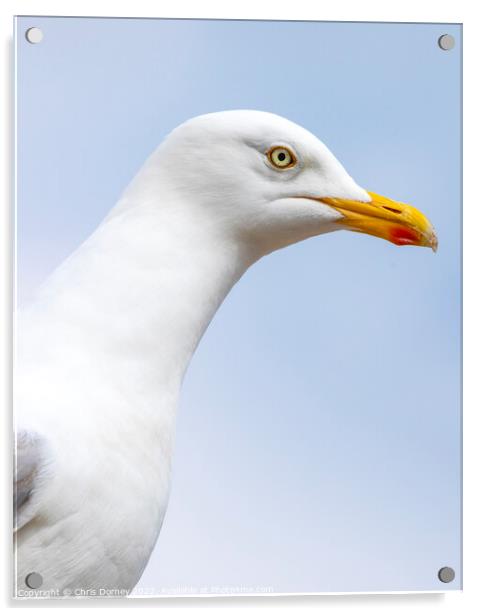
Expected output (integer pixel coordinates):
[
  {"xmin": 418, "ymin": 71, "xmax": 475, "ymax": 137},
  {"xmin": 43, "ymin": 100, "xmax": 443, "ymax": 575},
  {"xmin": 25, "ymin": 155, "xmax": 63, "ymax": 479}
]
[{"xmin": 320, "ymin": 191, "xmax": 438, "ymax": 252}]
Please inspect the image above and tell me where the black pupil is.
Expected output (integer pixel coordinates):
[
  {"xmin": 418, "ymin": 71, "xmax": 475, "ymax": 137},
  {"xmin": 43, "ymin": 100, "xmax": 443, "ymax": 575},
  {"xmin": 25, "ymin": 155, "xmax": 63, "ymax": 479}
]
[{"xmin": 278, "ymin": 152, "xmax": 286, "ymax": 161}]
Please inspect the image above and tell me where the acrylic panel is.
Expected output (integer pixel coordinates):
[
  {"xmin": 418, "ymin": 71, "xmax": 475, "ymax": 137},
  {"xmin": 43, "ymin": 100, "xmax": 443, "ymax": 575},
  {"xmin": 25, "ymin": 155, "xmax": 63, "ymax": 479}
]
[{"xmin": 14, "ymin": 17, "xmax": 462, "ymax": 598}]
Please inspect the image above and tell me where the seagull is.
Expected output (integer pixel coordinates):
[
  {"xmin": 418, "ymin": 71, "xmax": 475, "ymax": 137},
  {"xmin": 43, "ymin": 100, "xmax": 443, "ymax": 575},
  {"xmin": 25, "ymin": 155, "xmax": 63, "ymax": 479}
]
[{"xmin": 14, "ymin": 110, "xmax": 437, "ymax": 597}]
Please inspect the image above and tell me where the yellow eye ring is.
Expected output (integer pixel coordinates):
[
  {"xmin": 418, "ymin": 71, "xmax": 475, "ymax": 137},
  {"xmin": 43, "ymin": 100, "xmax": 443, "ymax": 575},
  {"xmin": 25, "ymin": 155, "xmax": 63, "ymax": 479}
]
[{"xmin": 267, "ymin": 146, "xmax": 297, "ymax": 169}]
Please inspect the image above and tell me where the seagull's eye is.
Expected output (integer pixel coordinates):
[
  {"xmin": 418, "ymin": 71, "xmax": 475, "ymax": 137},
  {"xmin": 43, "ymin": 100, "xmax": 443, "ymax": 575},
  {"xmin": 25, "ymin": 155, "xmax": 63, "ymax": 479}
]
[{"xmin": 267, "ymin": 146, "xmax": 296, "ymax": 169}]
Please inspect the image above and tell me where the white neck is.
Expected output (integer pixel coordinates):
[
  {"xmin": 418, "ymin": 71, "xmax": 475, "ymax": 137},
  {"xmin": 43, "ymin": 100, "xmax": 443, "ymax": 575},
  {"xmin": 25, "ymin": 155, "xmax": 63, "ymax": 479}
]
[{"xmin": 34, "ymin": 188, "xmax": 255, "ymax": 397}]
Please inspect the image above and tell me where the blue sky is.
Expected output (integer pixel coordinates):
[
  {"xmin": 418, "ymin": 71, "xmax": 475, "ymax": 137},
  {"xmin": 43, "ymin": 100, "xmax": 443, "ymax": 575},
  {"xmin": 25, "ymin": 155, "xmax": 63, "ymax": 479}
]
[{"xmin": 16, "ymin": 17, "xmax": 461, "ymax": 594}]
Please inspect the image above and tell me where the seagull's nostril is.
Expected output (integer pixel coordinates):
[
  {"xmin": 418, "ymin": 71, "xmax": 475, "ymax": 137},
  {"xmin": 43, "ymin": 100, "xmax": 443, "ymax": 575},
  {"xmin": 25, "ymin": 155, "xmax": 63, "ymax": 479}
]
[{"xmin": 381, "ymin": 206, "xmax": 402, "ymax": 214}]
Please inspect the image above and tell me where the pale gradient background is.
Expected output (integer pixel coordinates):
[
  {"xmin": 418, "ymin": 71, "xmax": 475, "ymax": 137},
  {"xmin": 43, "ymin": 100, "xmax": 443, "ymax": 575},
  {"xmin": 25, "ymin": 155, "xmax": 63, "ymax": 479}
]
[{"xmin": 15, "ymin": 17, "xmax": 461, "ymax": 594}]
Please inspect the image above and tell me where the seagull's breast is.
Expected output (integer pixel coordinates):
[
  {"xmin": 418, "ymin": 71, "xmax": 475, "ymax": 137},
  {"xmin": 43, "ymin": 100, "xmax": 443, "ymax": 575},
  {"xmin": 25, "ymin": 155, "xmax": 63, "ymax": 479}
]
[
  {"xmin": 15, "ymin": 413, "xmax": 171, "ymax": 594},
  {"xmin": 15, "ymin": 321, "xmax": 175, "ymax": 594}
]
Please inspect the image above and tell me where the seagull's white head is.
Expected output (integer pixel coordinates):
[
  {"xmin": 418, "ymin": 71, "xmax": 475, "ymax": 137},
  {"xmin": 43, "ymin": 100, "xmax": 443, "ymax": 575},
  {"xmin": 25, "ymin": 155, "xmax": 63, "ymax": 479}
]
[{"xmin": 150, "ymin": 110, "xmax": 437, "ymax": 256}]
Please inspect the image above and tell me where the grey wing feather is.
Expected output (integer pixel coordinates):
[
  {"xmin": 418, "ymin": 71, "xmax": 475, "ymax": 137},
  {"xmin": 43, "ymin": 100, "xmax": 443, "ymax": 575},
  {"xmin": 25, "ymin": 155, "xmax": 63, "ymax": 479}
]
[{"xmin": 14, "ymin": 430, "xmax": 54, "ymax": 531}]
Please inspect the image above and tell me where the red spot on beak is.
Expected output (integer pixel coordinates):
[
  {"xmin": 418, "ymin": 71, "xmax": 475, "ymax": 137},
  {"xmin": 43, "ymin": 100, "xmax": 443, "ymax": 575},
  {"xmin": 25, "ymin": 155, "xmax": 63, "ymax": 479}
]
[{"xmin": 390, "ymin": 226, "xmax": 420, "ymax": 246}]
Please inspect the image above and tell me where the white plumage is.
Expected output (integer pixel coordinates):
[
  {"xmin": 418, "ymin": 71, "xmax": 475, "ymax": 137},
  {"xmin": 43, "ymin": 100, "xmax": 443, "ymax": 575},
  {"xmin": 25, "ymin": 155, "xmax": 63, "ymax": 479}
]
[{"xmin": 14, "ymin": 110, "xmax": 435, "ymax": 596}]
